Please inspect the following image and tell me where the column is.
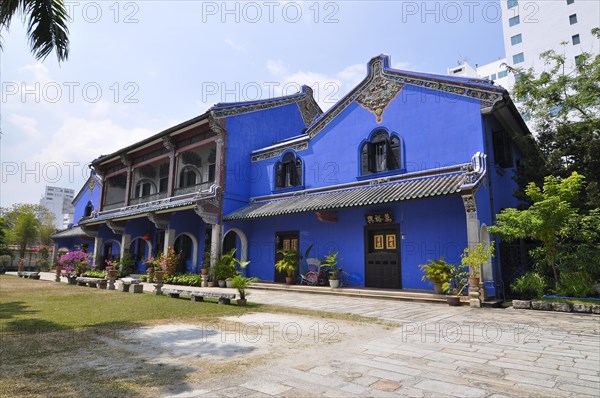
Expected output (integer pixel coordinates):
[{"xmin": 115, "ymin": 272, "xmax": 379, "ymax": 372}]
[
  {"xmin": 462, "ymin": 193, "xmax": 482, "ymax": 307},
  {"xmin": 163, "ymin": 229, "xmax": 176, "ymax": 256},
  {"xmin": 94, "ymin": 236, "xmax": 103, "ymax": 267},
  {"xmin": 120, "ymin": 234, "xmax": 131, "ymax": 271}
]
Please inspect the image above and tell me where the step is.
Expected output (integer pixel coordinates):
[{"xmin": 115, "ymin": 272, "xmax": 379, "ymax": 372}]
[{"xmin": 250, "ymin": 282, "xmax": 452, "ymax": 304}]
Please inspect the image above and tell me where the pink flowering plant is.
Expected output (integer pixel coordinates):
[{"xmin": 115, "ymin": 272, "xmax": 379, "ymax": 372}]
[
  {"xmin": 145, "ymin": 255, "xmax": 167, "ymax": 273},
  {"xmin": 58, "ymin": 250, "xmax": 90, "ymax": 277}
]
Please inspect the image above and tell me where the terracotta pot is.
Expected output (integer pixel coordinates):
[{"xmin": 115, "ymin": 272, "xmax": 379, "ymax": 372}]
[
  {"xmin": 285, "ymin": 276, "xmax": 294, "ymax": 285},
  {"xmin": 433, "ymin": 282, "xmax": 443, "ymax": 294},
  {"xmin": 208, "ymin": 281, "xmax": 215, "ymax": 287},
  {"xmin": 237, "ymin": 299, "xmax": 247, "ymax": 306},
  {"xmin": 155, "ymin": 271, "xmax": 165, "ymax": 282},
  {"xmin": 469, "ymin": 277, "xmax": 480, "ymax": 286},
  {"xmin": 107, "ymin": 269, "xmax": 118, "ymax": 279},
  {"xmin": 446, "ymin": 296, "xmax": 461, "ymax": 306}
]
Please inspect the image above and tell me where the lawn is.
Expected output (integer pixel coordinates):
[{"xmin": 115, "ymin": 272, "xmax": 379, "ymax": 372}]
[
  {"xmin": 0, "ymin": 276, "xmax": 257, "ymax": 398},
  {"xmin": 0, "ymin": 275, "xmax": 250, "ymax": 333}
]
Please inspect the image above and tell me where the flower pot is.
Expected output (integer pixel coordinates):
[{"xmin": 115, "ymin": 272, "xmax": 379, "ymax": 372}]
[
  {"xmin": 446, "ymin": 296, "xmax": 461, "ymax": 306},
  {"xmin": 55, "ymin": 266, "xmax": 62, "ymax": 274},
  {"xmin": 208, "ymin": 281, "xmax": 215, "ymax": 287},
  {"xmin": 433, "ymin": 282, "xmax": 443, "ymax": 294},
  {"xmin": 107, "ymin": 270, "xmax": 118, "ymax": 279},
  {"xmin": 225, "ymin": 280, "xmax": 233, "ymax": 288},
  {"xmin": 237, "ymin": 299, "xmax": 247, "ymax": 306},
  {"xmin": 201, "ymin": 268, "xmax": 209, "ymax": 275},
  {"xmin": 469, "ymin": 277, "xmax": 480, "ymax": 286},
  {"xmin": 218, "ymin": 280, "xmax": 226, "ymax": 288},
  {"xmin": 329, "ymin": 279, "xmax": 340, "ymax": 288},
  {"xmin": 285, "ymin": 276, "xmax": 294, "ymax": 285},
  {"xmin": 155, "ymin": 271, "xmax": 165, "ymax": 283},
  {"xmin": 67, "ymin": 276, "xmax": 77, "ymax": 285}
]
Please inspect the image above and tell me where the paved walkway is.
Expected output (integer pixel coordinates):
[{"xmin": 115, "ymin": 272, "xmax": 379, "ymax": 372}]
[{"xmin": 31, "ymin": 273, "xmax": 600, "ymax": 396}]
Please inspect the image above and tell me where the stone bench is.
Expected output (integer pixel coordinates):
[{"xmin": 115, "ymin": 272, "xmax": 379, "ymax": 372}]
[
  {"xmin": 163, "ymin": 288, "xmax": 236, "ymax": 304},
  {"xmin": 76, "ymin": 277, "xmax": 108, "ymax": 289},
  {"xmin": 17, "ymin": 271, "xmax": 40, "ymax": 279},
  {"xmin": 119, "ymin": 277, "xmax": 143, "ymax": 293}
]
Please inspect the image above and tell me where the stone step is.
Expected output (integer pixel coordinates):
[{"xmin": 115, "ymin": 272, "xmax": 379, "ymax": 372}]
[{"xmin": 250, "ymin": 282, "xmax": 461, "ymax": 304}]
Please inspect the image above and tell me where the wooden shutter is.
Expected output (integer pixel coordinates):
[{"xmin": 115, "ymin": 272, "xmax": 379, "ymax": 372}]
[
  {"xmin": 294, "ymin": 159, "xmax": 302, "ymax": 186},
  {"xmin": 387, "ymin": 138, "xmax": 401, "ymax": 170},
  {"xmin": 368, "ymin": 143, "xmax": 377, "ymax": 173},
  {"xmin": 275, "ymin": 162, "xmax": 284, "ymax": 188}
]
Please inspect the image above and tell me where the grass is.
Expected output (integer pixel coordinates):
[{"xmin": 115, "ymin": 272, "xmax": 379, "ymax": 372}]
[
  {"xmin": 0, "ymin": 275, "xmax": 250, "ymax": 333},
  {"xmin": 0, "ymin": 275, "xmax": 394, "ymax": 397}
]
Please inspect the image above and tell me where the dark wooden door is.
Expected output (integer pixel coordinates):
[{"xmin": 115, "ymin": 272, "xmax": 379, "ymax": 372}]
[
  {"xmin": 274, "ymin": 231, "xmax": 299, "ymax": 283},
  {"xmin": 364, "ymin": 225, "xmax": 401, "ymax": 289}
]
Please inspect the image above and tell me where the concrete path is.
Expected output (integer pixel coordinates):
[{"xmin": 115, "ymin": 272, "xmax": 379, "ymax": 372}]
[{"xmin": 30, "ymin": 272, "xmax": 600, "ymax": 396}]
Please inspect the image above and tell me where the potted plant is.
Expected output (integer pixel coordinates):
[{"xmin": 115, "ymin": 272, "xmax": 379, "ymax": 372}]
[
  {"xmin": 201, "ymin": 252, "xmax": 210, "ymax": 276},
  {"xmin": 443, "ymin": 263, "xmax": 468, "ymax": 306},
  {"xmin": 105, "ymin": 259, "xmax": 118, "ymax": 279},
  {"xmin": 212, "ymin": 249, "xmax": 239, "ymax": 287},
  {"xmin": 146, "ymin": 255, "xmax": 166, "ymax": 282},
  {"xmin": 58, "ymin": 250, "xmax": 90, "ymax": 284},
  {"xmin": 419, "ymin": 258, "xmax": 452, "ymax": 294},
  {"xmin": 231, "ymin": 274, "xmax": 258, "ymax": 306},
  {"xmin": 225, "ymin": 277, "xmax": 233, "ymax": 288},
  {"xmin": 275, "ymin": 249, "xmax": 299, "ymax": 285},
  {"xmin": 323, "ymin": 251, "xmax": 342, "ymax": 288},
  {"xmin": 461, "ymin": 242, "xmax": 495, "ymax": 287}
]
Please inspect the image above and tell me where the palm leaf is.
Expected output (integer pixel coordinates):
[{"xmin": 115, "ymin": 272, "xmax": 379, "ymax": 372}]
[{"xmin": 0, "ymin": 0, "xmax": 70, "ymax": 62}]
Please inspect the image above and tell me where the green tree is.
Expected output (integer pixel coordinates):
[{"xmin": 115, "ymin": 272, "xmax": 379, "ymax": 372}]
[
  {"xmin": 488, "ymin": 172, "xmax": 595, "ymax": 288},
  {"xmin": 0, "ymin": 0, "xmax": 70, "ymax": 62},
  {"xmin": 0, "ymin": 217, "xmax": 13, "ymax": 257},
  {"xmin": 507, "ymin": 28, "xmax": 600, "ymax": 209},
  {"xmin": 1, "ymin": 204, "xmax": 56, "ymax": 258}
]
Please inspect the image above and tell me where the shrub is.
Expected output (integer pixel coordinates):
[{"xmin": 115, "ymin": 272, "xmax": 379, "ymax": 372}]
[
  {"xmin": 163, "ymin": 273, "xmax": 203, "ymax": 287},
  {"xmin": 140, "ymin": 275, "xmax": 148, "ymax": 282},
  {"xmin": 511, "ymin": 272, "xmax": 548, "ymax": 300},
  {"xmin": 419, "ymin": 258, "xmax": 452, "ymax": 284},
  {"xmin": 557, "ymin": 272, "xmax": 595, "ymax": 298},
  {"xmin": 82, "ymin": 270, "xmax": 106, "ymax": 278}
]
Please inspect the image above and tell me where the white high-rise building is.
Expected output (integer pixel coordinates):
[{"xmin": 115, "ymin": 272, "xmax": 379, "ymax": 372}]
[
  {"xmin": 39, "ymin": 186, "xmax": 75, "ymax": 229},
  {"xmin": 448, "ymin": 0, "xmax": 599, "ymax": 91}
]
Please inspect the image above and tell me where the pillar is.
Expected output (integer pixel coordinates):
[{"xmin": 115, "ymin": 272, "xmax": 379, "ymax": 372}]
[
  {"xmin": 462, "ymin": 193, "xmax": 483, "ymax": 307},
  {"xmin": 163, "ymin": 229, "xmax": 176, "ymax": 256},
  {"xmin": 94, "ymin": 236, "xmax": 103, "ymax": 267},
  {"xmin": 120, "ymin": 234, "xmax": 131, "ymax": 271}
]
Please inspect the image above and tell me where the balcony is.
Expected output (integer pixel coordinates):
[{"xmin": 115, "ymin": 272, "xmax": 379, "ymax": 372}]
[
  {"xmin": 103, "ymin": 201, "xmax": 125, "ymax": 211},
  {"xmin": 174, "ymin": 182, "xmax": 214, "ymax": 197},
  {"xmin": 129, "ymin": 192, "xmax": 169, "ymax": 205}
]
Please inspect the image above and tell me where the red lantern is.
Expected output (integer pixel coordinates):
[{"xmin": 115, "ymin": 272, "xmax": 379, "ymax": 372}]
[{"xmin": 143, "ymin": 233, "xmax": 152, "ymax": 241}]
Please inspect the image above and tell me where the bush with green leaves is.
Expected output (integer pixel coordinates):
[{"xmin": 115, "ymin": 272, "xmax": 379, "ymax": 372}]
[
  {"xmin": 82, "ymin": 270, "xmax": 106, "ymax": 278},
  {"xmin": 163, "ymin": 274, "xmax": 203, "ymax": 287},
  {"xmin": 419, "ymin": 258, "xmax": 452, "ymax": 284},
  {"xmin": 511, "ymin": 272, "xmax": 548, "ymax": 300},
  {"xmin": 231, "ymin": 274, "xmax": 258, "ymax": 300},
  {"xmin": 556, "ymin": 272, "xmax": 596, "ymax": 298}
]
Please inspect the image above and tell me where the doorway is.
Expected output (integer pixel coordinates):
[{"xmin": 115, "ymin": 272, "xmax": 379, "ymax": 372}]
[
  {"xmin": 364, "ymin": 225, "xmax": 401, "ymax": 288},
  {"xmin": 274, "ymin": 231, "xmax": 299, "ymax": 283}
]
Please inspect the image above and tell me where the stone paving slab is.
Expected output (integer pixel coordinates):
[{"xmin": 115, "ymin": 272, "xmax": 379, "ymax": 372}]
[{"xmin": 28, "ymin": 272, "xmax": 600, "ymax": 397}]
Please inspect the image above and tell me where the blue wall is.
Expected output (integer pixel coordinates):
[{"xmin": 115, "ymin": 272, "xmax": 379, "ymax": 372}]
[
  {"xmin": 226, "ymin": 195, "xmax": 466, "ymax": 290},
  {"xmin": 244, "ymin": 85, "xmax": 486, "ymax": 201},
  {"xmin": 223, "ymin": 102, "xmax": 308, "ymax": 215},
  {"xmin": 73, "ymin": 178, "xmax": 101, "ymax": 225}
]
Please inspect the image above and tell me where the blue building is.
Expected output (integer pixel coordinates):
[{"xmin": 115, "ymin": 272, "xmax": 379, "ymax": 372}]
[
  {"xmin": 51, "ymin": 172, "xmax": 102, "ymax": 256},
  {"xmin": 79, "ymin": 55, "xmax": 530, "ymax": 303}
]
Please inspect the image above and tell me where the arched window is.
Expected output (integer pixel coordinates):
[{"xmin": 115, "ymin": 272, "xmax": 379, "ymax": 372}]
[
  {"xmin": 361, "ymin": 130, "xmax": 402, "ymax": 175},
  {"xmin": 84, "ymin": 201, "xmax": 94, "ymax": 217},
  {"xmin": 275, "ymin": 152, "xmax": 302, "ymax": 189},
  {"xmin": 134, "ymin": 179, "xmax": 156, "ymax": 198},
  {"xmin": 179, "ymin": 166, "xmax": 201, "ymax": 188}
]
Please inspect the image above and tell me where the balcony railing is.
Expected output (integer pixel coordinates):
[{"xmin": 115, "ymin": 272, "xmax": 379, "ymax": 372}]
[
  {"xmin": 103, "ymin": 201, "xmax": 125, "ymax": 211},
  {"xmin": 173, "ymin": 182, "xmax": 213, "ymax": 196},
  {"xmin": 129, "ymin": 192, "xmax": 169, "ymax": 205}
]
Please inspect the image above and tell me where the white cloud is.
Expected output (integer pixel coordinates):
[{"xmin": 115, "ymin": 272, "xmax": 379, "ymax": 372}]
[
  {"xmin": 8, "ymin": 114, "xmax": 41, "ymax": 141},
  {"xmin": 266, "ymin": 59, "xmax": 288, "ymax": 76},
  {"xmin": 19, "ymin": 63, "xmax": 51, "ymax": 82},
  {"xmin": 224, "ymin": 38, "xmax": 244, "ymax": 52}
]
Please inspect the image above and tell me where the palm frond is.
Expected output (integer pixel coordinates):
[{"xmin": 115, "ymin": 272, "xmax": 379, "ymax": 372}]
[{"xmin": 25, "ymin": 0, "xmax": 70, "ymax": 62}]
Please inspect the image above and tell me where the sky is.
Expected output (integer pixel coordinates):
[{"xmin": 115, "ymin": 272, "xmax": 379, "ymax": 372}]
[{"xmin": 0, "ymin": 0, "xmax": 505, "ymax": 208}]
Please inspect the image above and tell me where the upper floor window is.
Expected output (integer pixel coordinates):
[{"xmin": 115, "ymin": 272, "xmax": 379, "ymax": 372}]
[
  {"xmin": 508, "ymin": 16, "xmax": 520, "ymax": 27},
  {"xmin": 511, "ymin": 34, "xmax": 522, "ymax": 45},
  {"xmin": 361, "ymin": 130, "xmax": 401, "ymax": 175},
  {"xmin": 498, "ymin": 70, "xmax": 508, "ymax": 78},
  {"xmin": 513, "ymin": 52, "xmax": 525, "ymax": 64},
  {"xmin": 134, "ymin": 179, "xmax": 156, "ymax": 198},
  {"xmin": 569, "ymin": 14, "xmax": 577, "ymax": 24},
  {"xmin": 275, "ymin": 152, "xmax": 302, "ymax": 189},
  {"xmin": 179, "ymin": 166, "xmax": 201, "ymax": 188},
  {"xmin": 507, "ymin": 0, "xmax": 518, "ymax": 9},
  {"xmin": 492, "ymin": 129, "xmax": 514, "ymax": 168},
  {"xmin": 572, "ymin": 34, "xmax": 580, "ymax": 45},
  {"xmin": 84, "ymin": 201, "xmax": 94, "ymax": 217},
  {"xmin": 567, "ymin": 0, "xmax": 574, "ymax": 5}
]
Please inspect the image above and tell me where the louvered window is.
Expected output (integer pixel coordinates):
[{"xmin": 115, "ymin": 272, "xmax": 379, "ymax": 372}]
[{"xmin": 275, "ymin": 153, "xmax": 303, "ymax": 189}]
